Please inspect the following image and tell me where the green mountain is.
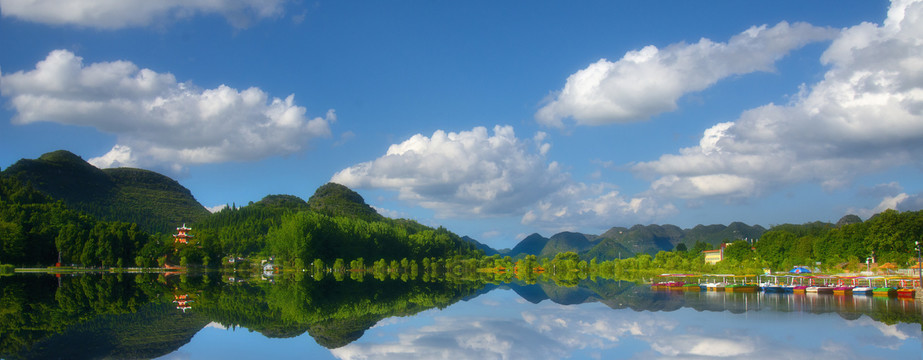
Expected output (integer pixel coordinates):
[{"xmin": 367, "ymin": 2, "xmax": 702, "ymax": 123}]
[
  {"xmin": 497, "ymin": 222, "xmax": 768, "ymax": 260},
  {"xmin": 540, "ymin": 231, "xmax": 597, "ymax": 257},
  {"xmin": 254, "ymin": 194, "xmax": 310, "ymax": 210},
  {"xmin": 307, "ymin": 182, "xmax": 384, "ymax": 222},
  {"xmin": 507, "ymin": 233, "xmax": 549, "ymax": 257},
  {"xmin": 461, "ymin": 236, "xmax": 500, "ymax": 256},
  {"xmin": 580, "ymin": 237, "xmax": 636, "ymax": 261},
  {"xmin": 596, "ymin": 224, "xmax": 685, "ymax": 255},
  {"xmin": 683, "ymin": 222, "xmax": 766, "ymax": 247},
  {"xmin": 1, "ymin": 150, "xmax": 209, "ymax": 234}
]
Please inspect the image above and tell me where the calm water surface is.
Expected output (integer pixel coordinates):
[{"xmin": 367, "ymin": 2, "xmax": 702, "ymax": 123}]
[{"xmin": 2, "ymin": 274, "xmax": 920, "ymax": 359}]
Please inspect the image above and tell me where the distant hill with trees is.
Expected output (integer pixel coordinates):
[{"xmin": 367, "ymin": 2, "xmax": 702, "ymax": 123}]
[
  {"xmin": 475, "ymin": 222, "xmax": 767, "ymax": 260},
  {"xmin": 307, "ymin": 182, "xmax": 384, "ymax": 223},
  {"xmin": 1, "ymin": 150, "xmax": 209, "ymax": 234}
]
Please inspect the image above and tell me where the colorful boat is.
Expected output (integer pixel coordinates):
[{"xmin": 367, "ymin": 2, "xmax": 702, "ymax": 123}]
[
  {"xmin": 792, "ymin": 285, "xmax": 808, "ymax": 293},
  {"xmin": 652, "ymin": 281, "xmax": 685, "ymax": 290},
  {"xmin": 806, "ymin": 286, "xmax": 834, "ymax": 294},
  {"xmin": 725, "ymin": 284, "xmax": 759, "ymax": 292},
  {"xmin": 873, "ymin": 287, "xmax": 896, "ymax": 297},
  {"xmin": 896, "ymin": 288, "xmax": 915, "ymax": 298},
  {"xmin": 682, "ymin": 283, "xmax": 702, "ymax": 291},
  {"xmin": 761, "ymin": 283, "xmax": 784, "ymax": 293},
  {"xmin": 833, "ymin": 286, "xmax": 853, "ymax": 295},
  {"xmin": 852, "ymin": 286, "xmax": 873, "ymax": 295},
  {"xmin": 703, "ymin": 282, "xmax": 726, "ymax": 291}
]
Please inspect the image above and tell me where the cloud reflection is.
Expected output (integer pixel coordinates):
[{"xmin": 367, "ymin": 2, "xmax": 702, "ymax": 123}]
[
  {"xmin": 331, "ymin": 316, "xmax": 567, "ymax": 360},
  {"xmin": 331, "ymin": 293, "xmax": 921, "ymax": 360}
]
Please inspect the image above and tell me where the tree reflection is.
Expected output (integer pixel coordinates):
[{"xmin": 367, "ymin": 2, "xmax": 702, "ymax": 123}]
[{"xmin": 0, "ymin": 273, "xmax": 919, "ymax": 359}]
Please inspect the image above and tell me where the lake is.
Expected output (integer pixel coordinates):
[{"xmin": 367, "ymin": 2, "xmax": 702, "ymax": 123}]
[{"xmin": 1, "ymin": 273, "xmax": 920, "ymax": 359}]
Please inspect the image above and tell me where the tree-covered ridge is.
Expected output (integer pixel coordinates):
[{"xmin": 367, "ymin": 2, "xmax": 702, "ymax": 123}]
[
  {"xmin": 0, "ymin": 176, "xmax": 148, "ymax": 267},
  {"xmin": 308, "ymin": 182, "xmax": 383, "ymax": 223},
  {"xmin": 755, "ymin": 209, "xmax": 923, "ymax": 270},
  {"xmin": 1, "ymin": 169, "xmax": 479, "ymax": 268},
  {"xmin": 1, "ymin": 150, "xmax": 209, "ymax": 234},
  {"xmin": 190, "ymin": 190, "xmax": 479, "ymax": 267},
  {"xmin": 193, "ymin": 194, "xmax": 308, "ymax": 258}
]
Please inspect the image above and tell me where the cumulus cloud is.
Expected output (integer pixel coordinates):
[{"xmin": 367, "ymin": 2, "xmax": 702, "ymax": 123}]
[
  {"xmin": 332, "ymin": 125, "xmax": 567, "ymax": 218},
  {"xmin": 520, "ymin": 183, "xmax": 677, "ymax": 232},
  {"xmin": 0, "ymin": 49, "xmax": 333, "ymax": 171},
  {"xmin": 0, "ymin": 0, "xmax": 289, "ymax": 29},
  {"xmin": 633, "ymin": 0, "xmax": 923, "ymax": 200},
  {"xmin": 332, "ymin": 125, "xmax": 676, "ymax": 229},
  {"xmin": 207, "ymin": 204, "xmax": 229, "ymax": 213},
  {"xmin": 536, "ymin": 22, "xmax": 837, "ymax": 127},
  {"xmin": 849, "ymin": 191, "xmax": 923, "ymax": 219},
  {"xmin": 331, "ymin": 317, "xmax": 569, "ymax": 360}
]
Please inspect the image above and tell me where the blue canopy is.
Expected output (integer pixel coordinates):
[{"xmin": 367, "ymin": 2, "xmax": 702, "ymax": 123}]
[{"xmin": 789, "ymin": 266, "xmax": 812, "ymax": 274}]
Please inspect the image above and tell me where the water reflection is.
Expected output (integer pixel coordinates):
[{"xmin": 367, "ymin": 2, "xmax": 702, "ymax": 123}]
[
  {"xmin": 0, "ymin": 274, "xmax": 919, "ymax": 359},
  {"xmin": 332, "ymin": 288, "xmax": 922, "ymax": 360}
]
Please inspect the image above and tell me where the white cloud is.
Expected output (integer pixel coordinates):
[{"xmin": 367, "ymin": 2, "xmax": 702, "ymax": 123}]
[
  {"xmin": 521, "ymin": 183, "xmax": 677, "ymax": 232},
  {"xmin": 332, "ymin": 126, "xmax": 568, "ymax": 218},
  {"xmin": 0, "ymin": 49, "xmax": 333, "ymax": 171},
  {"xmin": 536, "ymin": 22, "xmax": 837, "ymax": 127},
  {"xmin": 331, "ymin": 317, "xmax": 569, "ymax": 360},
  {"xmin": 332, "ymin": 125, "xmax": 676, "ymax": 230},
  {"xmin": 849, "ymin": 191, "xmax": 923, "ymax": 219},
  {"xmin": 650, "ymin": 335, "xmax": 756, "ymax": 357},
  {"xmin": 206, "ymin": 204, "xmax": 229, "ymax": 213},
  {"xmin": 634, "ymin": 0, "xmax": 923, "ymax": 200},
  {"xmin": 0, "ymin": 0, "xmax": 289, "ymax": 29},
  {"xmin": 371, "ymin": 205, "xmax": 407, "ymax": 220}
]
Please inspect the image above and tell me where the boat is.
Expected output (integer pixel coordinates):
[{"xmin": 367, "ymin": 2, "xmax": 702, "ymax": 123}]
[
  {"xmin": 792, "ymin": 285, "xmax": 808, "ymax": 293},
  {"xmin": 873, "ymin": 287, "xmax": 896, "ymax": 297},
  {"xmin": 806, "ymin": 286, "xmax": 834, "ymax": 294},
  {"xmin": 682, "ymin": 283, "xmax": 702, "ymax": 291},
  {"xmin": 896, "ymin": 288, "xmax": 915, "ymax": 298},
  {"xmin": 703, "ymin": 282, "xmax": 727, "ymax": 291},
  {"xmin": 761, "ymin": 283, "xmax": 784, "ymax": 293},
  {"xmin": 725, "ymin": 284, "xmax": 759, "ymax": 293},
  {"xmin": 852, "ymin": 286, "xmax": 873, "ymax": 295},
  {"xmin": 833, "ymin": 286, "xmax": 853, "ymax": 295},
  {"xmin": 652, "ymin": 281, "xmax": 685, "ymax": 290}
]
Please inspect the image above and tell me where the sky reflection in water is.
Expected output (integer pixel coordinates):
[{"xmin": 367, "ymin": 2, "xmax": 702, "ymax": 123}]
[{"xmin": 160, "ymin": 288, "xmax": 922, "ymax": 360}]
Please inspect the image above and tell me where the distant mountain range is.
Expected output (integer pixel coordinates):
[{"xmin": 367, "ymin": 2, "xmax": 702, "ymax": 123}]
[{"xmin": 467, "ymin": 221, "xmax": 768, "ymax": 260}]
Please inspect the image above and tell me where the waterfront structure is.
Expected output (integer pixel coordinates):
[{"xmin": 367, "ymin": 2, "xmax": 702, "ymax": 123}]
[{"xmin": 703, "ymin": 243, "xmax": 728, "ymax": 264}]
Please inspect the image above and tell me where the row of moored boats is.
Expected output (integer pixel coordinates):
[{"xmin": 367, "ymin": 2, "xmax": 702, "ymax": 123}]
[{"xmin": 652, "ymin": 274, "xmax": 919, "ymax": 298}]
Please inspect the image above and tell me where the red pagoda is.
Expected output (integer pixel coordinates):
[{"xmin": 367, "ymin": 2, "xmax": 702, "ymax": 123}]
[{"xmin": 173, "ymin": 224, "xmax": 193, "ymax": 244}]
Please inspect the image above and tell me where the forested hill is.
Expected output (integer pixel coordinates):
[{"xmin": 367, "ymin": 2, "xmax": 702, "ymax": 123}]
[
  {"xmin": 1, "ymin": 150, "xmax": 209, "ymax": 234},
  {"xmin": 308, "ymin": 182, "xmax": 384, "ymax": 222},
  {"xmin": 195, "ymin": 183, "xmax": 481, "ymax": 265}
]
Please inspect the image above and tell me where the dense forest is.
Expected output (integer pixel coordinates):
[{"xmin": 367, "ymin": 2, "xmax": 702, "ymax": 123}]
[
  {"xmin": 0, "ymin": 169, "xmax": 480, "ymax": 268},
  {"xmin": 0, "ymin": 176, "xmax": 147, "ymax": 267},
  {"xmin": 753, "ymin": 210, "xmax": 923, "ymax": 271}
]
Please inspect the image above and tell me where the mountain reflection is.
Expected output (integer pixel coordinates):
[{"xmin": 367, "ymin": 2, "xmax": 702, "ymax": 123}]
[{"xmin": 0, "ymin": 273, "xmax": 919, "ymax": 359}]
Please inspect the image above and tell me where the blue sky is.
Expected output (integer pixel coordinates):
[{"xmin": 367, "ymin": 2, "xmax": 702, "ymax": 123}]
[{"xmin": 2, "ymin": 0, "xmax": 922, "ymax": 249}]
